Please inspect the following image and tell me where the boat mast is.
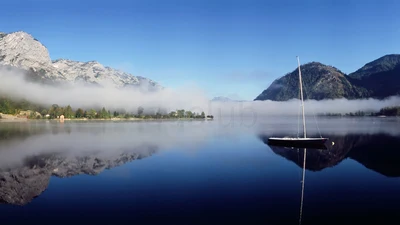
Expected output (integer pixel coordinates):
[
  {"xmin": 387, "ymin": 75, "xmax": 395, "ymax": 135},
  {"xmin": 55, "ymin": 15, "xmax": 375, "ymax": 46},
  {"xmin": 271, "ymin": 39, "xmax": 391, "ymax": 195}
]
[{"xmin": 297, "ymin": 56, "xmax": 307, "ymax": 138}]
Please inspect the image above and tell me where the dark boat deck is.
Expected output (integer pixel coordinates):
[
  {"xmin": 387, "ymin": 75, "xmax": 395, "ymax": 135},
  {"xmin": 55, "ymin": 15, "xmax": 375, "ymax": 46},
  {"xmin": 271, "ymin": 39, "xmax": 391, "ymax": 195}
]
[{"xmin": 267, "ymin": 137, "xmax": 328, "ymax": 149}]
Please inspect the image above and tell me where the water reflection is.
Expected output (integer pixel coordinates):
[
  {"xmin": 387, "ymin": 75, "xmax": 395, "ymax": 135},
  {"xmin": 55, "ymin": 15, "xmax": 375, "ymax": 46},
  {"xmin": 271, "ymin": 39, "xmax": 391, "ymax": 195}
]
[
  {"xmin": 1, "ymin": 118, "xmax": 400, "ymax": 224},
  {"xmin": 0, "ymin": 145, "xmax": 157, "ymax": 205},
  {"xmin": 259, "ymin": 133, "xmax": 400, "ymax": 176},
  {"xmin": 0, "ymin": 121, "xmax": 210, "ymax": 206},
  {"xmin": 259, "ymin": 133, "xmax": 400, "ymax": 225},
  {"xmin": 298, "ymin": 147, "xmax": 306, "ymax": 225}
]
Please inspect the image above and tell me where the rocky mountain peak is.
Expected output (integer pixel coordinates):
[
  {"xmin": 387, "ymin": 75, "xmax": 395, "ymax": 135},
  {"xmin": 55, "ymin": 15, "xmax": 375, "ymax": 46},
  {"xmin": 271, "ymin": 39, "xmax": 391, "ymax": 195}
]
[
  {"xmin": 0, "ymin": 31, "xmax": 52, "ymax": 70},
  {"xmin": 300, "ymin": 62, "xmax": 345, "ymax": 76},
  {"xmin": 52, "ymin": 58, "xmax": 142, "ymax": 87},
  {"xmin": 254, "ymin": 61, "xmax": 365, "ymax": 101},
  {"xmin": 0, "ymin": 31, "xmax": 162, "ymax": 90},
  {"xmin": 255, "ymin": 54, "xmax": 400, "ymax": 101}
]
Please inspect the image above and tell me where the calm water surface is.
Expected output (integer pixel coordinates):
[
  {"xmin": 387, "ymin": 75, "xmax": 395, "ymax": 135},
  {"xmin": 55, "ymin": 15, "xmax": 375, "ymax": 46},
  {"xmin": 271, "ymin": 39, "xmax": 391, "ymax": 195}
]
[{"xmin": 0, "ymin": 117, "xmax": 399, "ymax": 225}]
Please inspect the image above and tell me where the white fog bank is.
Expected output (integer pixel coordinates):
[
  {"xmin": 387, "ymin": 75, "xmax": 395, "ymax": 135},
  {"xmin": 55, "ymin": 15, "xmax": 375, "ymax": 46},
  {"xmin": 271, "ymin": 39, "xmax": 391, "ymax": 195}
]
[{"xmin": 1, "ymin": 67, "xmax": 399, "ymax": 117}]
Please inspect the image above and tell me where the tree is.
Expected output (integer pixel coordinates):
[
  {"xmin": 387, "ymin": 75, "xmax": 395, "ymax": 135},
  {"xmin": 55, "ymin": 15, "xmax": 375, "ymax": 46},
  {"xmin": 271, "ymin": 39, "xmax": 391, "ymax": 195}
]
[
  {"xmin": 75, "ymin": 108, "xmax": 84, "ymax": 118},
  {"xmin": 155, "ymin": 108, "xmax": 163, "ymax": 119},
  {"xmin": 64, "ymin": 105, "xmax": 74, "ymax": 118},
  {"xmin": 185, "ymin": 111, "xmax": 193, "ymax": 118},
  {"xmin": 137, "ymin": 106, "xmax": 144, "ymax": 116},
  {"xmin": 176, "ymin": 109, "xmax": 185, "ymax": 118},
  {"xmin": 0, "ymin": 98, "xmax": 14, "ymax": 114},
  {"xmin": 100, "ymin": 107, "xmax": 108, "ymax": 119},
  {"xmin": 113, "ymin": 111, "xmax": 119, "ymax": 117},
  {"xmin": 88, "ymin": 109, "xmax": 97, "ymax": 119},
  {"xmin": 48, "ymin": 104, "xmax": 57, "ymax": 118},
  {"xmin": 95, "ymin": 110, "xmax": 101, "ymax": 118},
  {"xmin": 169, "ymin": 111, "xmax": 176, "ymax": 118},
  {"xmin": 19, "ymin": 99, "xmax": 31, "ymax": 111},
  {"xmin": 201, "ymin": 111, "xmax": 205, "ymax": 118},
  {"xmin": 379, "ymin": 106, "xmax": 400, "ymax": 116},
  {"xmin": 41, "ymin": 109, "xmax": 48, "ymax": 117}
]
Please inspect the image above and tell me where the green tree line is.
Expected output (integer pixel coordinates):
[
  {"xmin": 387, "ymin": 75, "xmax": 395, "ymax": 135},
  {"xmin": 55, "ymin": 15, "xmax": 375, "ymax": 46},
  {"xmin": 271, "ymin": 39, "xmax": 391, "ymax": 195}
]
[
  {"xmin": 0, "ymin": 97, "xmax": 209, "ymax": 120},
  {"xmin": 378, "ymin": 106, "xmax": 400, "ymax": 116},
  {"xmin": 318, "ymin": 106, "xmax": 400, "ymax": 117},
  {"xmin": 0, "ymin": 97, "xmax": 46, "ymax": 115}
]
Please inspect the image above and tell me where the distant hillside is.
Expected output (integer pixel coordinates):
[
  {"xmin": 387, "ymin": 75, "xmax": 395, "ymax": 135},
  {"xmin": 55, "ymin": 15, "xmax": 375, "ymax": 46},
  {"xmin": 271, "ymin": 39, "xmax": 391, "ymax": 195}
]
[
  {"xmin": 255, "ymin": 54, "xmax": 400, "ymax": 101},
  {"xmin": 254, "ymin": 62, "xmax": 369, "ymax": 101},
  {"xmin": 349, "ymin": 54, "xmax": 400, "ymax": 79},
  {"xmin": 211, "ymin": 96, "xmax": 243, "ymax": 102},
  {"xmin": 348, "ymin": 54, "xmax": 400, "ymax": 99}
]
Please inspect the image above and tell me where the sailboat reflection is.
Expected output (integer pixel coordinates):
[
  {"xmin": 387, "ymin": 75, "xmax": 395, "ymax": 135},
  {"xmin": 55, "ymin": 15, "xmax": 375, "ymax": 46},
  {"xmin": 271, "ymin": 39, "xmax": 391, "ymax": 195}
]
[
  {"xmin": 268, "ymin": 145, "xmax": 316, "ymax": 225},
  {"xmin": 272, "ymin": 145, "xmax": 324, "ymax": 225},
  {"xmin": 261, "ymin": 133, "xmax": 400, "ymax": 175},
  {"xmin": 260, "ymin": 132, "xmax": 400, "ymax": 224},
  {"xmin": 267, "ymin": 139, "xmax": 328, "ymax": 224},
  {"xmin": 299, "ymin": 147, "xmax": 306, "ymax": 225}
]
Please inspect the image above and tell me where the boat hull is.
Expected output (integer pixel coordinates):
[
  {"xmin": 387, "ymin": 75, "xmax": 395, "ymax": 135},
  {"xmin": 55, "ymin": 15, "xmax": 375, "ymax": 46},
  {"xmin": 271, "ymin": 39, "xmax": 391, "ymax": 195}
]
[{"xmin": 267, "ymin": 137, "xmax": 328, "ymax": 149}]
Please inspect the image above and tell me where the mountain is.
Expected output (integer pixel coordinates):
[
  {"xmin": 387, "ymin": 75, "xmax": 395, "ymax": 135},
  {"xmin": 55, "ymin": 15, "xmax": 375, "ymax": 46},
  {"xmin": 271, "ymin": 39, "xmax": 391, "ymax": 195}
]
[
  {"xmin": 0, "ymin": 31, "xmax": 161, "ymax": 90},
  {"xmin": 348, "ymin": 54, "xmax": 400, "ymax": 98},
  {"xmin": 254, "ymin": 55, "xmax": 400, "ymax": 101},
  {"xmin": 349, "ymin": 54, "xmax": 400, "ymax": 80},
  {"xmin": 211, "ymin": 96, "xmax": 244, "ymax": 102},
  {"xmin": 254, "ymin": 62, "xmax": 369, "ymax": 101}
]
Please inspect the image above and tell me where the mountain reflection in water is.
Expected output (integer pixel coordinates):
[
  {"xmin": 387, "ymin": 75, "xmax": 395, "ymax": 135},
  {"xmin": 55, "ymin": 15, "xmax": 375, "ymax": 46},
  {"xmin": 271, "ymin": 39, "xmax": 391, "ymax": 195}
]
[
  {"xmin": 1, "ymin": 119, "xmax": 400, "ymax": 225},
  {"xmin": 260, "ymin": 132, "xmax": 400, "ymax": 225},
  {"xmin": 0, "ymin": 121, "xmax": 207, "ymax": 206},
  {"xmin": 259, "ymin": 133, "xmax": 400, "ymax": 177},
  {"xmin": 0, "ymin": 146, "xmax": 157, "ymax": 205}
]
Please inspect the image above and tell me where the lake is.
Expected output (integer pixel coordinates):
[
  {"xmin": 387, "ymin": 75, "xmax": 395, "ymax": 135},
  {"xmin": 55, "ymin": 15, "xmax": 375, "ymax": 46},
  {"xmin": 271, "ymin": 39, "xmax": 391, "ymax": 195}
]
[{"xmin": 0, "ymin": 117, "xmax": 400, "ymax": 225}]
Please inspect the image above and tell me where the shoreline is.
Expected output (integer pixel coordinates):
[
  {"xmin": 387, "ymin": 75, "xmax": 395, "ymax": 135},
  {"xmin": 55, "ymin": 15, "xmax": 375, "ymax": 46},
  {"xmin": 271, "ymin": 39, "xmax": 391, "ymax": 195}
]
[
  {"xmin": 0, "ymin": 114, "xmax": 212, "ymax": 122},
  {"xmin": 3, "ymin": 113, "xmax": 398, "ymax": 122},
  {"xmin": 0, "ymin": 113, "xmax": 28, "ymax": 121},
  {"xmin": 317, "ymin": 115, "xmax": 400, "ymax": 118},
  {"xmin": 62, "ymin": 118, "xmax": 211, "ymax": 121}
]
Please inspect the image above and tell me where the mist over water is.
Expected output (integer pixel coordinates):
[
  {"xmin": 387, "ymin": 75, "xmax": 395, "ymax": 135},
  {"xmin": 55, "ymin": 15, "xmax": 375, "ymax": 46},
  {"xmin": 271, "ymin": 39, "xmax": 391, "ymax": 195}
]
[
  {"xmin": 209, "ymin": 97, "xmax": 400, "ymax": 118},
  {"xmin": 1, "ymin": 117, "xmax": 399, "ymax": 170},
  {"xmin": 1, "ymin": 67, "xmax": 400, "ymax": 116},
  {"xmin": 0, "ymin": 121, "xmax": 212, "ymax": 169},
  {"xmin": 0, "ymin": 118, "xmax": 400, "ymax": 224}
]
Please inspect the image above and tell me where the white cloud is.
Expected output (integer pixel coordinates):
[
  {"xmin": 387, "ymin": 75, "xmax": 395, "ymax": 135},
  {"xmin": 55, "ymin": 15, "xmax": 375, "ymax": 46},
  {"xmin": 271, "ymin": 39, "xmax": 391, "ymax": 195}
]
[{"xmin": 0, "ymin": 66, "xmax": 399, "ymax": 118}]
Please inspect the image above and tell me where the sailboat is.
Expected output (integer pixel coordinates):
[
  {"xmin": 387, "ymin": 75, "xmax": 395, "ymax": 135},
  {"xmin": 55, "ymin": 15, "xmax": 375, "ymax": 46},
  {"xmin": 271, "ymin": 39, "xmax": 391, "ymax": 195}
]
[{"xmin": 267, "ymin": 56, "xmax": 328, "ymax": 148}]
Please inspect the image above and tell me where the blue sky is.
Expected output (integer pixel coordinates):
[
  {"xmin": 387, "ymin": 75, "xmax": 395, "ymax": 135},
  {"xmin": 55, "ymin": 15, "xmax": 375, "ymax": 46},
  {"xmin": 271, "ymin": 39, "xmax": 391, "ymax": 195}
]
[{"xmin": 1, "ymin": 0, "xmax": 399, "ymax": 100}]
